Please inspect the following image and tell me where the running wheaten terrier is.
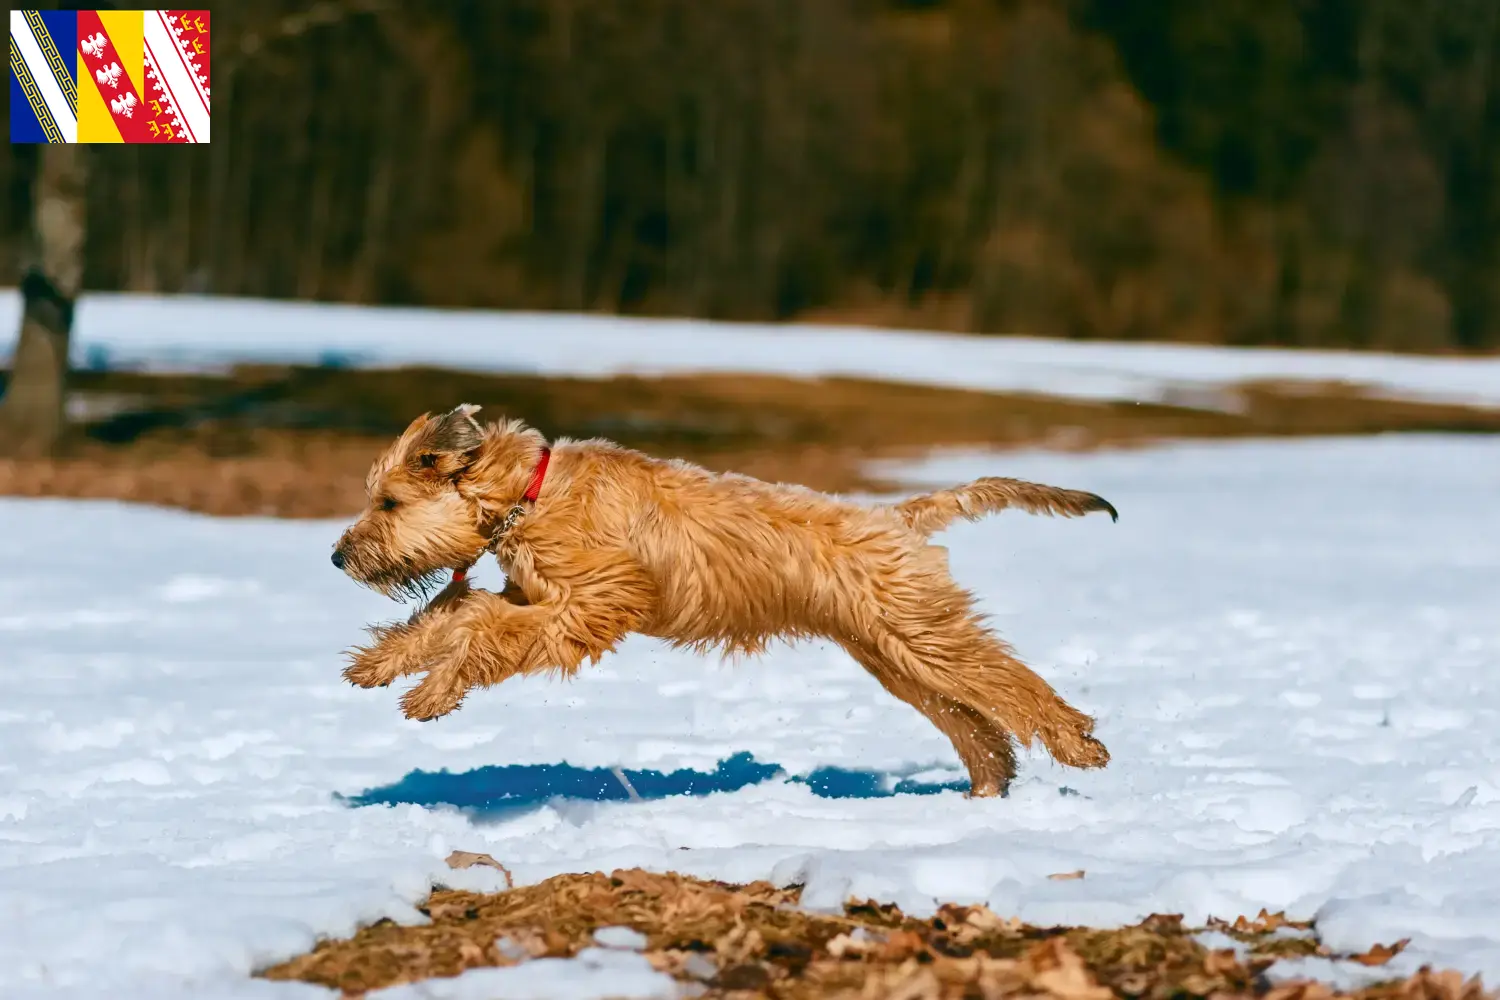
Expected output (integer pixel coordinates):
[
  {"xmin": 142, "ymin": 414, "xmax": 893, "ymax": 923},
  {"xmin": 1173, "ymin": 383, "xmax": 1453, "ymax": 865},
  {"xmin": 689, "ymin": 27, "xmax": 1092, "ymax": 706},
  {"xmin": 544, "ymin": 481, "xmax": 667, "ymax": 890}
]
[{"xmin": 331, "ymin": 404, "xmax": 1116, "ymax": 797}]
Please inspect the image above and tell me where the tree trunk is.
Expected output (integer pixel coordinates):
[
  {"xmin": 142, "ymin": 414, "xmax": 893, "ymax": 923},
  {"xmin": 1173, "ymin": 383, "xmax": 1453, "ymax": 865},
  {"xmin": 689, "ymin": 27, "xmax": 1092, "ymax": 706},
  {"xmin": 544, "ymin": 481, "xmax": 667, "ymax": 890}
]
[
  {"xmin": 0, "ymin": 145, "xmax": 88, "ymax": 458},
  {"xmin": 351, "ymin": 69, "xmax": 401, "ymax": 303},
  {"xmin": 208, "ymin": 61, "xmax": 236, "ymax": 292}
]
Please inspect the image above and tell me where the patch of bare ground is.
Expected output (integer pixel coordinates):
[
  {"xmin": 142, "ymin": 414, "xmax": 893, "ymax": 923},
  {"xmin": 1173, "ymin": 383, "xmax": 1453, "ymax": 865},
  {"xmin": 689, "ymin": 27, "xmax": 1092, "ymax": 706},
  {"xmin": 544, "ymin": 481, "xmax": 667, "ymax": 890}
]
[
  {"xmin": 1, "ymin": 365, "xmax": 1498, "ymax": 518},
  {"xmin": 257, "ymin": 867, "xmax": 1491, "ymax": 1000}
]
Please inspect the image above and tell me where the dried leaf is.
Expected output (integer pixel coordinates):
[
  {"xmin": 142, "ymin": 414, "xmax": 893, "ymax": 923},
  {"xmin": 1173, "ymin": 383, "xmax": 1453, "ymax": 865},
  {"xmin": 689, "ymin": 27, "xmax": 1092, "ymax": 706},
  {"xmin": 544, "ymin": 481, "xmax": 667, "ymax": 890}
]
[
  {"xmin": 846, "ymin": 898, "xmax": 907, "ymax": 926},
  {"xmin": 1140, "ymin": 912, "xmax": 1185, "ymax": 934},
  {"xmin": 542, "ymin": 927, "xmax": 572, "ymax": 956},
  {"xmin": 1048, "ymin": 869, "xmax": 1086, "ymax": 881},
  {"xmin": 444, "ymin": 850, "xmax": 515, "ymax": 888},
  {"xmin": 714, "ymin": 922, "xmax": 765, "ymax": 963},
  {"xmin": 1179, "ymin": 973, "xmax": 1225, "ymax": 995},
  {"xmin": 1252, "ymin": 936, "xmax": 1328, "ymax": 959},
  {"xmin": 881, "ymin": 965, "xmax": 943, "ymax": 1000},
  {"xmin": 879, "ymin": 929, "xmax": 929, "ymax": 962},
  {"xmin": 1210, "ymin": 908, "xmax": 1314, "ymax": 939},
  {"xmin": 713, "ymin": 962, "xmax": 771, "ymax": 991},
  {"xmin": 932, "ymin": 902, "xmax": 1023, "ymax": 948},
  {"xmin": 964, "ymin": 906, "xmax": 1022, "ymax": 934},
  {"xmin": 424, "ymin": 896, "xmax": 478, "ymax": 921},
  {"xmin": 1204, "ymin": 947, "xmax": 1246, "ymax": 976},
  {"xmin": 826, "ymin": 928, "xmax": 881, "ymax": 959},
  {"xmin": 1349, "ymin": 938, "xmax": 1411, "ymax": 966},
  {"xmin": 1023, "ymin": 937, "xmax": 1112, "ymax": 1000},
  {"xmin": 1251, "ymin": 909, "xmax": 1285, "ymax": 932},
  {"xmin": 1401, "ymin": 967, "xmax": 1488, "ymax": 1000},
  {"xmin": 609, "ymin": 867, "xmax": 664, "ymax": 895},
  {"xmin": 1264, "ymin": 981, "xmax": 1337, "ymax": 1000}
]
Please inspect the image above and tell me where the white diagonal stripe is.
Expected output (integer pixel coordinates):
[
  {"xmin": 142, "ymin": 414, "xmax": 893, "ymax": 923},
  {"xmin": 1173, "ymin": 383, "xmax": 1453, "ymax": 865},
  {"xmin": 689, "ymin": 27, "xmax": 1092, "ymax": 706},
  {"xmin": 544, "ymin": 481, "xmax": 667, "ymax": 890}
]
[
  {"xmin": 169, "ymin": 15, "xmax": 209, "ymax": 111},
  {"xmin": 145, "ymin": 11, "xmax": 208, "ymax": 143},
  {"xmin": 8, "ymin": 10, "xmax": 76, "ymax": 142}
]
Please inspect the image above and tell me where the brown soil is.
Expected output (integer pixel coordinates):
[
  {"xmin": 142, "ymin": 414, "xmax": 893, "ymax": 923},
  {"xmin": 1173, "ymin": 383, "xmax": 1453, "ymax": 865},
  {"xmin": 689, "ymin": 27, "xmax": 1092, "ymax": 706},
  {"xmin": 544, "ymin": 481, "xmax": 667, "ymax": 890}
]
[
  {"xmin": 2, "ymin": 365, "xmax": 1499, "ymax": 518},
  {"xmin": 258, "ymin": 867, "xmax": 1490, "ymax": 1000}
]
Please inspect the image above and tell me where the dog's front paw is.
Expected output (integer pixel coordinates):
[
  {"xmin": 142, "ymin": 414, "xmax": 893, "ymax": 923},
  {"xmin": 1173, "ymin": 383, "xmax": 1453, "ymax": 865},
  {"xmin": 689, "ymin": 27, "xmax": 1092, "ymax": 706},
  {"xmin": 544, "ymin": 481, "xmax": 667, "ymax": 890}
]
[
  {"xmin": 344, "ymin": 649, "xmax": 396, "ymax": 688},
  {"xmin": 343, "ymin": 627, "xmax": 412, "ymax": 688},
  {"xmin": 399, "ymin": 675, "xmax": 466, "ymax": 721},
  {"xmin": 344, "ymin": 643, "xmax": 398, "ymax": 689},
  {"xmin": 344, "ymin": 621, "xmax": 438, "ymax": 689}
]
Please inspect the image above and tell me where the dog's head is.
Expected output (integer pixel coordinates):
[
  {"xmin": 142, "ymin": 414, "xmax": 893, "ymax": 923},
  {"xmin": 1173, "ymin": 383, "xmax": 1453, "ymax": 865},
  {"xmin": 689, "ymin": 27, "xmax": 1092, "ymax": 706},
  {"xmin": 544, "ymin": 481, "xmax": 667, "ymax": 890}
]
[{"xmin": 331, "ymin": 404, "xmax": 521, "ymax": 600}]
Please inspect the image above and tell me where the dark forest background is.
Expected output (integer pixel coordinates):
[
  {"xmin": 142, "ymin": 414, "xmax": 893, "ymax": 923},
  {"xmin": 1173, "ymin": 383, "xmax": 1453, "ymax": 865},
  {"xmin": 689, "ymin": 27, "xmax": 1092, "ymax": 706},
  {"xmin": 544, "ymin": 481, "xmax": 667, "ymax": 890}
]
[{"xmin": 5, "ymin": 0, "xmax": 1500, "ymax": 351}]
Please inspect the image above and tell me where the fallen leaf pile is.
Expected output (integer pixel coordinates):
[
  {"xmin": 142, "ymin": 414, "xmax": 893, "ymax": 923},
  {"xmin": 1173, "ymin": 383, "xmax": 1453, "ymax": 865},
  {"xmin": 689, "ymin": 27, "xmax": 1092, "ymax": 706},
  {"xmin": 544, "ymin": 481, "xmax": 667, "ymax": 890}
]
[{"xmin": 257, "ymin": 867, "xmax": 1494, "ymax": 1000}]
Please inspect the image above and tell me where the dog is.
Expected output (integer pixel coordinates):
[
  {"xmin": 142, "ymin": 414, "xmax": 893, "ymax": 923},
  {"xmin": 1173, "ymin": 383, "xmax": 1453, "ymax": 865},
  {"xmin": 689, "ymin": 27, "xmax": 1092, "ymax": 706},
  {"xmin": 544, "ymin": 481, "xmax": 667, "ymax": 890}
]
[{"xmin": 332, "ymin": 404, "xmax": 1117, "ymax": 797}]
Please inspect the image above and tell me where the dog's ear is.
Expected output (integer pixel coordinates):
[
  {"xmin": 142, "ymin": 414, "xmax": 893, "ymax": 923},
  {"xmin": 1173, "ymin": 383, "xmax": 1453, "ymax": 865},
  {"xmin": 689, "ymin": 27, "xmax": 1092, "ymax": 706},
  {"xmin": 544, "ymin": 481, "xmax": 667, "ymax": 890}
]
[
  {"xmin": 412, "ymin": 404, "xmax": 484, "ymax": 476},
  {"xmin": 428, "ymin": 404, "xmax": 484, "ymax": 452}
]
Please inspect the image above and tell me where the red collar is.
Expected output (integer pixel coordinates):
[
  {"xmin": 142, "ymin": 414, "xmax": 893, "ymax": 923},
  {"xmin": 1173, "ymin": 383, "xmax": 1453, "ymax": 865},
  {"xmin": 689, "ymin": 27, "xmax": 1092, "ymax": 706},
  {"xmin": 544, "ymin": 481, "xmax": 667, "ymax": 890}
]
[
  {"xmin": 453, "ymin": 447, "xmax": 551, "ymax": 583},
  {"xmin": 521, "ymin": 446, "xmax": 552, "ymax": 503}
]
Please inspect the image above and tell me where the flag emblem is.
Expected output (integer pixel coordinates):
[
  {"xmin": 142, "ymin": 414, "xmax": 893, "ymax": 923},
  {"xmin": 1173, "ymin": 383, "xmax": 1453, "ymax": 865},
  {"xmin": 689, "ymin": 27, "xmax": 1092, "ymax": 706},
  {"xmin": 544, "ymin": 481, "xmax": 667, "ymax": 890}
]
[{"xmin": 9, "ymin": 10, "xmax": 210, "ymax": 143}]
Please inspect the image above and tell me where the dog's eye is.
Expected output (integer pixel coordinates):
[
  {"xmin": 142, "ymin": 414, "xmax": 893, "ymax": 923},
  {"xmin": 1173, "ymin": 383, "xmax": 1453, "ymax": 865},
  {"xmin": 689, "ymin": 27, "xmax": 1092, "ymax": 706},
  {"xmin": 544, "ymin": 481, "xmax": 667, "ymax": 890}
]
[
  {"xmin": 419, "ymin": 453, "xmax": 437, "ymax": 469},
  {"xmin": 380, "ymin": 496, "xmax": 399, "ymax": 511}
]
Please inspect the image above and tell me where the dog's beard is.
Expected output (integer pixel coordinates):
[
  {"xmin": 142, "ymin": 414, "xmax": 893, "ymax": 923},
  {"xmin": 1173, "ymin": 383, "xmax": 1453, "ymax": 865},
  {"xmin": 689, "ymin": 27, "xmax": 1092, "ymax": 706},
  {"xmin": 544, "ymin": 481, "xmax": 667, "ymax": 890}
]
[{"xmin": 357, "ymin": 559, "xmax": 450, "ymax": 604}]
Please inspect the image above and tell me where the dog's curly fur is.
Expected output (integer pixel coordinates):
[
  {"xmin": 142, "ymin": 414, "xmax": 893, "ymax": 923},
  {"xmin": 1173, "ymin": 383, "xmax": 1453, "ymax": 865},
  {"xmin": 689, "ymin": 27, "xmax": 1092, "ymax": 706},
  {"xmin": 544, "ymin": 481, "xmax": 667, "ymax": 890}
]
[{"xmin": 332, "ymin": 404, "xmax": 1117, "ymax": 797}]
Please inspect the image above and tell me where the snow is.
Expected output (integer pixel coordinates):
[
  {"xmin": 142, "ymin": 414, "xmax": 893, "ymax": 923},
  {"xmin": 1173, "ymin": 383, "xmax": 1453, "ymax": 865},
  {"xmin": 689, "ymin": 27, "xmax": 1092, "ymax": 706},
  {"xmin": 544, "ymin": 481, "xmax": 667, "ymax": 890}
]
[
  {"xmin": 593, "ymin": 926, "xmax": 649, "ymax": 951},
  {"xmin": 365, "ymin": 949, "xmax": 678, "ymax": 1000},
  {"xmin": 2, "ymin": 434, "xmax": 1499, "ymax": 997},
  {"xmin": 5, "ymin": 290, "xmax": 1500, "ymax": 408}
]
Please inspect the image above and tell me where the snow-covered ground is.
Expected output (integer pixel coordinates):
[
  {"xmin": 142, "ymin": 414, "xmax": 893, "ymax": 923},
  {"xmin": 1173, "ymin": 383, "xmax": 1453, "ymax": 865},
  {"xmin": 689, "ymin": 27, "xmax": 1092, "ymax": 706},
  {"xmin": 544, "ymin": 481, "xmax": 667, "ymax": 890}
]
[
  {"xmin": 2, "ymin": 434, "xmax": 1498, "ymax": 998},
  {"xmin": 4, "ymin": 290, "xmax": 1500, "ymax": 408}
]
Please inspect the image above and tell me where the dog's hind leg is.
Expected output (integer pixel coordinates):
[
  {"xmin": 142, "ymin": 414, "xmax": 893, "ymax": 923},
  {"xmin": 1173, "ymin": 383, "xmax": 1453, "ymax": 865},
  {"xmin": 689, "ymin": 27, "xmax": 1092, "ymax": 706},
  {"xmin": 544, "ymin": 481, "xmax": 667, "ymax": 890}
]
[
  {"xmin": 848, "ymin": 569, "xmax": 1109, "ymax": 783},
  {"xmin": 911, "ymin": 620, "xmax": 1107, "ymax": 772},
  {"xmin": 842, "ymin": 642, "xmax": 1019, "ymax": 797}
]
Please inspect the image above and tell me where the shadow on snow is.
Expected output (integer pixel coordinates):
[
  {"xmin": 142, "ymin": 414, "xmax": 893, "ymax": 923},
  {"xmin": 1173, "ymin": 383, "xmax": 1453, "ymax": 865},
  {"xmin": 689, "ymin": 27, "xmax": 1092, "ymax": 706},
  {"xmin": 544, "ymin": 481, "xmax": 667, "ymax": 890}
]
[{"xmin": 342, "ymin": 751, "xmax": 969, "ymax": 820}]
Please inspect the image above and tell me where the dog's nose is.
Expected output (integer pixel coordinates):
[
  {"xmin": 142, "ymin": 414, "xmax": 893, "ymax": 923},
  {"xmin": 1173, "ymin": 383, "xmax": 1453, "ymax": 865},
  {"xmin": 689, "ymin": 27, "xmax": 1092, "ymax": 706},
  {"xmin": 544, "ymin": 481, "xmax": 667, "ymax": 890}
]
[{"xmin": 331, "ymin": 549, "xmax": 346, "ymax": 570}]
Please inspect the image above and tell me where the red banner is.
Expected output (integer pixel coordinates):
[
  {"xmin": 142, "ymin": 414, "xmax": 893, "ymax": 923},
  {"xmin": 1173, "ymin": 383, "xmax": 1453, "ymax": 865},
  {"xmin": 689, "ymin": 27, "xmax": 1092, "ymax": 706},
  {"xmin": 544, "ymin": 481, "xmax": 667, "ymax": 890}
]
[{"xmin": 77, "ymin": 9, "xmax": 151, "ymax": 143}]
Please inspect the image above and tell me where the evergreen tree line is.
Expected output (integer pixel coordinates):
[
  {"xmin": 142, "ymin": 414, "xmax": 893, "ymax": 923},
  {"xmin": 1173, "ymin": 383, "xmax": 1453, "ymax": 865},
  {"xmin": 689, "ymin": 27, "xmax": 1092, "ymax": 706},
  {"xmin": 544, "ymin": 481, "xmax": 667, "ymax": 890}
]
[{"xmin": 4, "ymin": 0, "xmax": 1499, "ymax": 350}]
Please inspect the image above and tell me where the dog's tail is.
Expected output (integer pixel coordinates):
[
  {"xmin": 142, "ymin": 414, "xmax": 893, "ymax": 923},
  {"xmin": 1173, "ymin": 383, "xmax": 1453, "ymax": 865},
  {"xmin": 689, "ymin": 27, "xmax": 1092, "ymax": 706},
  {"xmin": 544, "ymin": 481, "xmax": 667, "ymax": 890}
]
[{"xmin": 890, "ymin": 477, "xmax": 1117, "ymax": 538}]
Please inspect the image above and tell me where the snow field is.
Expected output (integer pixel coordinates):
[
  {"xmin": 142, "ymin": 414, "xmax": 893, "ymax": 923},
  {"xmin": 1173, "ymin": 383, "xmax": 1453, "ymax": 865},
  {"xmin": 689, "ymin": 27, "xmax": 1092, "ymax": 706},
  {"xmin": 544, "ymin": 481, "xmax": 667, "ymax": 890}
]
[{"xmin": 1, "ymin": 435, "xmax": 1498, "ymax": 996}]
